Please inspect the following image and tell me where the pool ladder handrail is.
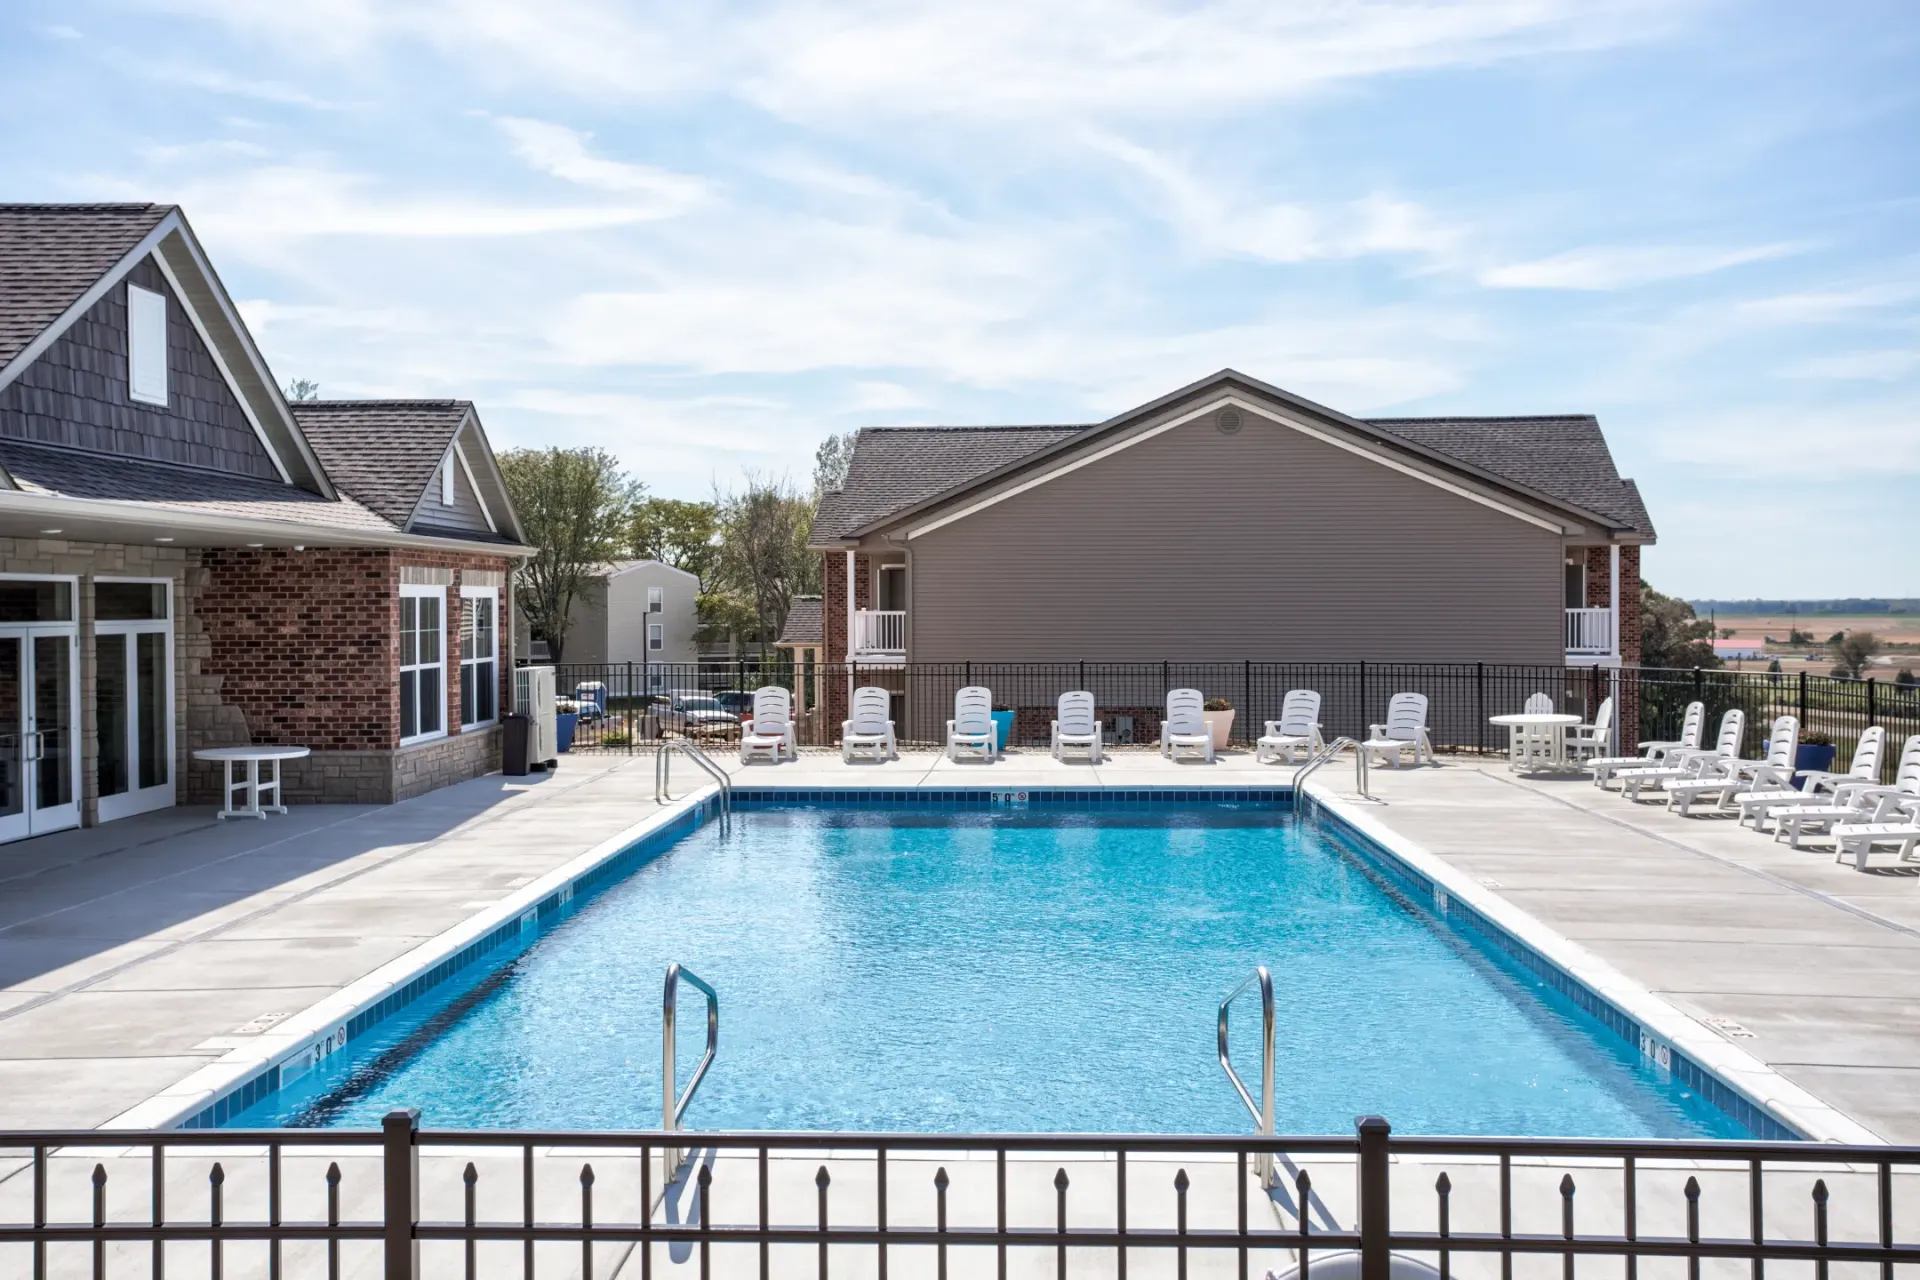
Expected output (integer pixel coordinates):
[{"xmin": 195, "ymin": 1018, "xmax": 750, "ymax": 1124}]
[
  {"xmin": 1292, "ymin": 735, "xmax": 1369, "ymax": 799},
  {"xmin": 1218, "ymin": 965, "xmax": 1276, "ymax": 1188},
  {"xmin": 655, "ymin": 737, "xmax": 732, "ymax": 823},
  {"xmin": 661, "ymin": 961, "xmax": 719, "ymax": 1184}
]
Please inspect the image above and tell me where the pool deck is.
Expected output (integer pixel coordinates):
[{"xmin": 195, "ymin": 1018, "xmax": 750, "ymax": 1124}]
[{"xmin": 0, "ymin": 745, "xmax": 1913, "ymax": 1148}]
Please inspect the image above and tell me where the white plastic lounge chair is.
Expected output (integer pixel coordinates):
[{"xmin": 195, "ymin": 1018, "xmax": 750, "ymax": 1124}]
[
  {"xmin": 739, "ymin": 685, "xmax": 796, "ymax": 764},
  {"xmin": 946, "ymin": 685, "xmax": 998, "ymax": 762},
  {"xmin": 1362, "ymin": 694, "xmax": 1433, "ymax": 769},
  {"xmin": 1523, "ymin": 692, "xmax": 1554, "ymax": 714},
  {"xmin": 1616, "ymin": 709, "xmax": 1745, "ymax": 801},
  {"xmin": 1777, "ymin": 734, "xmax": 1920, "ymax": 848},
  {"xmin": 1051, "ymin": 691, "xmax": 1103, "ymax": 763},
  {"xmin": 1664, "ymin": 716, "xmax": 1797, "ymax": 817},
  {"xmin": 1566, "ymin": 697, "xmax": 1614, "ymax": 764},
  {"xmin": 1733, "ymin": 726, "xmax": 1885, "ymax": 830},
  {"xmin": 1256, "ymin": 690, "xmax": 1324, "ymax": 764},
  {"xmin": 1592, "ymin": 701, "xmax": 1705, "ymax": 788},
  {"xmin": 1832, "ymin": 790, "xmax": 1920, "ymax": 871},
  {"xmin": 1160, "ymin": 688, "xmax": 1214, "ymax": 762},
  {"xmin": 841, "ymin": 685, "xmax": 897, "ymax": 763}
]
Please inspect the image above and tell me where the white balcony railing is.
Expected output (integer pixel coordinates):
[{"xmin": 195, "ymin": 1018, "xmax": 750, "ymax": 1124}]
[
  {"xmin": 1565, "ymin": 606, "xmax": 1615, "ymax": 656},
  {"xmin": 852, "ymin": 609, "xmax": 906, "ymax": 655}
]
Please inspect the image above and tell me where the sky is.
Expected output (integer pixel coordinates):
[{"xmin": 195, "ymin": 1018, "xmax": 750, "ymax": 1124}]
[{"xmin": 2, "ymin": 1, "xmax": 1916, "ymax": 598}]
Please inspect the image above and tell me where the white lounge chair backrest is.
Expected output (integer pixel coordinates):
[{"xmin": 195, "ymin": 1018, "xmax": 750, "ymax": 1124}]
[
  {"xmin": 848, "ymin": 686, "xmax": 891, "ymax": 734},
  {"xmin": 1676, "ymin": 701, "xmax": 1706, "ymax": 750},
  {"xmin": 1277, "ymin": 690, "xmax": 1321, "ymax": 737},
  {"xmin": 1710, "ymin": 709, "xmax": 1745, "ymax": 757},
  {"xmin": 1894, "ymin": 735, "xmax": 1920, "ymax": 791},
  {"xmin": 1165, "ymin": 688, "xmax": 1206, "ymax": 736},
  {"xmin": 751, "ymin": 685, "xmax": 791, "ymax": 732},
  {"xmin": 1763, "ymin": 716, "xmax": 1799, "ymax": 767},
  {"xmin": 1381, "ymin": 693, "xmax": 1428, "ymax": 742},
  {"xmin": 953, "ymin": 686, "xmax": 993, "ymax": 734},
  {"xmin": 1843, "ymin": 727, "xmax": 1887, "ymax": 782},
  {"xmin": 1524, "ymin": 692, "xmax": 1553, "ymax": 715},
  {"xmin": 1589, "ymin": 697, "xmax": 1614, "ymax": 735},
  {"xmin": 1057, "ymin": 691, "xmax": 1097, "ymax": 736}
]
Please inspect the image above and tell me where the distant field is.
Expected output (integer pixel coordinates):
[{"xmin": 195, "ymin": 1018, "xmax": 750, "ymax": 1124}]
[{"xmin": 1707, "ymin": 612, "xmax": 1920, "ymax": 676}]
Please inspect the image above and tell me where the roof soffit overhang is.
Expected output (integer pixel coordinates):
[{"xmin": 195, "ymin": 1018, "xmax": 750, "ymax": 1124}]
[
  {"xmin": 855, "ymin": 375, "xmax": 1633, "ymax": 542},
  {"xmin": 452, "ymin": 408, "xmax": 526, "ymax": 544}
]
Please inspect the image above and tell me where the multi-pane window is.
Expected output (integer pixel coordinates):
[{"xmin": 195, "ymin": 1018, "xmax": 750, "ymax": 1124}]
[
  {"xmin": 646, "ymin": 586, "xmax": 663, "ymax": 613},
  {"xmin": 460, "ymin": 587, "xmax": 498, "ymax": 728},
  {"xmin": 647, "ymin": 621, "xmax": 663, "ymax": 651},
  {"xmin": 399, "ymin": 585, "xmax": 445, "ymax": 743}
]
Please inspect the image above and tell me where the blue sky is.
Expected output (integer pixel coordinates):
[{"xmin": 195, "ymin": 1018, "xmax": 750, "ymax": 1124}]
[{"xmin": 3, "ymin": 1, "xmax": 1916, "ymax": 598}]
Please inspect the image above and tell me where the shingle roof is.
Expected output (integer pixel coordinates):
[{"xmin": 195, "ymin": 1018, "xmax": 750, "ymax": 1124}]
[
  {"xmin": 0, "ymin": 439, "xmax": 396, "ymax": 533},
  {"xmin": 777, "ymin": 595, "xmax": 823, "ymax": 647},
  {"xmin": 812, "ymin": 424, "xmax": 1093, "ymax": 540},
  {"xmin": 291, "ymin": 400, "xmax": 468, "ymax": 527},
  {"xmin": 0, "ymin": 204, "xmax": 172, "ymax": 371}
]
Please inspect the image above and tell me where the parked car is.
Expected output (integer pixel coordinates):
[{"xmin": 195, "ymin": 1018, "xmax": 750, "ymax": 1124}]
[
  {"xmin": 655, "ymin": 691, "xmax": 741, "ymax": 739},
  {"xmin": 712, "ymin": 690, "xmax": 756, "ymax": 721}
]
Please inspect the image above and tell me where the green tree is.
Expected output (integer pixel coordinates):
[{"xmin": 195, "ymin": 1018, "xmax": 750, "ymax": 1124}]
[
  {"xmin": 1787, "ymin": 627, "xmax": 1815, "ymax": 645},
  {"xmin": 813, "ymin": 432, "xmax": 855, "ymax": 497},
  {"xmin": 710, "ymin": 475, "xmax": 820, "ymax": 657},
  {"xmin": 284, "ymin": 378, "xmax": 319, "ymax": 401},
  {"xmin": 1830, "ymin": 630, "xmax": 1884, "ymax": 680},
  {"xmin": 1897, "ymin": 667, "xmax": 1916, "ymax": 687},
  {"xmin": 1640, "ymin": 582, "xmax": 1721, "ymax": 669},
  {"xmin": 630, "ymin": 498, "xmax": 719, "ymax": 584},
  {"xmin": 497, "ymin": 447, "xmax": 639, "ymax": 662}
]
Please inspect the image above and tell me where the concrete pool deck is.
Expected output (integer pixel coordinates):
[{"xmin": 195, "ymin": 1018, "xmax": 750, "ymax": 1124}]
[{"xmin": 0, "ymin": 745, "xmax": 1913, "ymax": 1146}]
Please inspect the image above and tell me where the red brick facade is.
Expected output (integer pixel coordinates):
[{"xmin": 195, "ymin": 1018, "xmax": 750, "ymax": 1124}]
[
  {"xmin": 820, "ymin": 550, "xmax": 874, "ymax": 729},
  {"xmin": 1581, "ymin": 544, "xmax": 1643, "ymax": 666}
]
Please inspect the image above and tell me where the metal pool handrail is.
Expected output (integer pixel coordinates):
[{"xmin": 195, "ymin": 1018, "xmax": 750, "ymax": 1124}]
[
  {"xmin": 654, "ymin": 738, "xmax": 732, "ymax": 821},
  {"xmin": 661, "ymin": 962, "xmax": 719, "ymax": 1184},
  {"xmin": 1218, "ymin": 965, "xmax": 1276, "ymax": 1187},
  {"xmin": 1293, "ymin": 735, "xmax": 1369, "ymax": 798}
]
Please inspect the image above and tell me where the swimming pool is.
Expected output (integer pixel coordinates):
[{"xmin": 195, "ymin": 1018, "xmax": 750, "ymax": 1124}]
[{"xmin": 226, "ymin": 798, "xmax": 1749, "ymax": 1138}]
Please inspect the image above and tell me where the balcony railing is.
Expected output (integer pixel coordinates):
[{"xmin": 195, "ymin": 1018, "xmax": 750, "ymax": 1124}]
[
  {"xmin": 1565, "ymin": 606, "xmax": 1615, "ymax": 656},
  {"xmin": 852, "ymin": 608, "xmax": 906, "ymax": 655}
]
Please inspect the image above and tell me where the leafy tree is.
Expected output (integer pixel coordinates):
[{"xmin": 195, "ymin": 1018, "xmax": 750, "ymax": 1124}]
[
  {"xmin": 710, "ymin": 475, "xmax": 820, "ymax": 656},
  {"xmin": 1640, "ymin": 582, "xmax": 1720, "ymax": 669},
  {"xmin": 1830, "ymin": 630, "xmax": 1884, "ymax": 680},
  {"xmin": 1787, "ymin": 627, "xmax": 1815, "ymax": 645},
  {"xmin": 630, "ymin": 498, "xmax": 719, "ymax": 584},
  {"xmin": 1719, "ymin": 627, "xmax": 1737, "ymax": 639},
  {"xmin": 1898, "ymin": 668, "xmax": 1917, "ymax": 687},
  {"xmin": 1827, "ymin": 630, "xmax": 1847, "ymax": 646},
  {"xmin": 497, "ymin": 447, "xmax": 639, "ymax": 662},
  {"xmin": 284, "ymin": 378, "xmax": 319, "ymax": 401},
  {"xmin": 813, "ymin": 432, "xmax": 855, "ymax": 497},
  {"xmin": 695, "ymin": 588, "xmax": 759, "ymax": 646}
]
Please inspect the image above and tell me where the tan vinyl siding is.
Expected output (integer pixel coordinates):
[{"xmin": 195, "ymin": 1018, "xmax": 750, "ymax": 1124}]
[{"xmin": 906, "ymin": 411, "xmax": 1563, "ymax": 663}]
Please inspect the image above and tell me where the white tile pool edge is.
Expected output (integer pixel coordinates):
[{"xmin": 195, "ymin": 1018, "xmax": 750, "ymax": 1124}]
[
  {"xmin": 1305, "ymin": 782, "xmax": 1885, "ymax": 1147},
  {"xmin": 103, "ymin": 785, "xmax": 724, "ymax": 1131}
]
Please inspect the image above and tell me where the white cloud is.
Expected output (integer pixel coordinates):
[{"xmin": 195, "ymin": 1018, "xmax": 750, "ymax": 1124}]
[
  {"xmin": 1731, "ymin": 280, "xmax": 1920, "ymax": 325},
  {"xmin": 1778, "ymin": 349, "xmax": 1919, "ymax": 382},
  {"xmin": 1481, "ymin": 243, "xmax": 1803, "ymax": 290},
  {"xmin": 1651, "ymin": 402, "xmax": 1920, "ymax": 477},
  {"xmin": 495, "ymin": 117, "xmax": 708, "ymax": 210},
  {"xmin": 38, "ymin": 23, "xmax": 82, "ymax": 39}
]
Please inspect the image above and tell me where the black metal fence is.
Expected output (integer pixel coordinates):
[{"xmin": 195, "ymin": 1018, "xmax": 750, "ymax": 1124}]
[
  {"xmin": 532, "ymin": 660, "xmax": 1920, "ymax": 782},
  {"xmin": 3, "ymin": 1113, "xmax": 1915, "ymax": 1278}
]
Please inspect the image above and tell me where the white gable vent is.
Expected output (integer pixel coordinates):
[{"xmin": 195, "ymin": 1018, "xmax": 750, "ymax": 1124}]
[
  {"xmin": 1215, "ymin": 407, "xmax": 1243, "ymax": 435},
  {"xmin": 127, "ymin": 284, "xmax": 169, "ymax": 406}
]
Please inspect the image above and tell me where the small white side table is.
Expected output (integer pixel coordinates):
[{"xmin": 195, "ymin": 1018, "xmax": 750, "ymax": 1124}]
[
  {"xmin": 193, "ymin": 746, "xmax": 311, "ymax": 819},
  {"xmin": 1488, "ymin": 713, "xmax": 1581, "ymax": 773}
]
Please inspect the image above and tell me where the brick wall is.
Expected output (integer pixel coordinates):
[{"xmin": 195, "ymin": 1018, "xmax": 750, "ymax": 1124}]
[
  {"xmin": 820, "ymin": 550, "xmax": 875, "ymax": 727},
  {"xmin": 1579, "ymin": 545, "xmax": 1643, "ymax": 666}
]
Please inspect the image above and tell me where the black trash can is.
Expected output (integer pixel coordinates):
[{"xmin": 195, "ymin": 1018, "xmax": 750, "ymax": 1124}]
[{"xmin": 502, "ymin": 713, "xmax": 532, "ymax": 776}]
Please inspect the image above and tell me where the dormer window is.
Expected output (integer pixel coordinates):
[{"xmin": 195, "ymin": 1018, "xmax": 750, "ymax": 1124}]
[
  {"xmin": 440, "ymin": 454, "xmax": 455, "ymax": 505},
  {"xmin": 127, "ymin": 284, "xmax": 168, "ymax": 406}
]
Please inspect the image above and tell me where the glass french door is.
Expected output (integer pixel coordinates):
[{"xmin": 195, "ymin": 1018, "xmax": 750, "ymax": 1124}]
[
  {"xmin": 96, "ymin": 625, "xmax": 173, "ymax": 822},
  {"xmin": 0, "ymin": 627, "xmax": 80, "ymax": 842}
]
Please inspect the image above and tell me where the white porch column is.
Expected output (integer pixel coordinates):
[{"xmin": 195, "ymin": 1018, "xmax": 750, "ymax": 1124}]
[
  {"xmin": 1609, "ymin": 544, "xmax": 1621, "ymax": 661},
  {"xmin": 844, "ymin": 549, "xmax": 856, "ymax": 661}
]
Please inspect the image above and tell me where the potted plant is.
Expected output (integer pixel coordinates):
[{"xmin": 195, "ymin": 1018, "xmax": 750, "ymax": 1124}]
[
  {"xmin": 554, "ymin": 697, "xmax": 580, "ymax": 753},
  {"xmin": 1202, "ymin": 697, "xmax": 1236, "ymax": 751},
  {"xmin": 1794, "ymin": 729, "xmax": 1837, "ymax": 778},
  {"xmin": 991, "ymin": 704, "xmax": 1016, "ymax": 751}
]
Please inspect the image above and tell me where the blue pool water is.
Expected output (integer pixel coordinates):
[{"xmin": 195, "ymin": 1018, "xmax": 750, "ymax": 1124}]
[{"xmin": 229, "ymin": 803, "xmax": 1748, "ymax": 1137}]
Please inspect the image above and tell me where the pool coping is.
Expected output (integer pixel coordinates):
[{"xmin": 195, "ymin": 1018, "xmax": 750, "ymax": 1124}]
[{"xmin": 1303, "ymin": 782, "xmax": 1884, "ymax": 1147}]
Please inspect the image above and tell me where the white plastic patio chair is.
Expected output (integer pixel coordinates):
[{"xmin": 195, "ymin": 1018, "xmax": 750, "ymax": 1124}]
[
  {"xmin": 946, "ymin": 685, "xmax": 997, "ymax": 762},
  {"xmin": 1777, "ymin": 734, "xmax": 1920, "ymax": 848},
  {"xmin": 1256, "ymin": 690, "xmax": 1324, "ymax": 764},
  {"xmin": 1160, "ymin": 688, "xmax": 1214, "ymax": 762},
  {"xmin": 1507, "ymin": 691, "xmax": 1558, "ymax": 770},
  {"xmin": 1566, "ymin": 697, "xmax": 1614, "ymax": 764},
  {"xmin": 841, "ymin": 685, "xmax": 897, "ymax": 763},
  {"xmin": 739, "ymin": 686, "xmax": 796, "ymax": 764},
  {"xmin": 1591, "ymin": 701, "xmax": 1705, "ymax": 788},
  {"xmin": 1616, "ymin": 709, "xmax": 1745, "ymax": 801},
  {"xmin": 1051, "ymin": 691, "xmax": 1102, "ymax": 763},
  {"xmin": 1665, "ymin": 715, "xmax": 1797, "ymax": 817},
  {"xmin": 1832, "ymin": 790, "xmax": 1920, "ymax": 871},
  {"xmin": 1733, "ymin": 725, "xmax": 1885, "ymax": 830},
  {"xmin": 1362, "ymin": 693, "xmax": 1433, "ymax": 768}
]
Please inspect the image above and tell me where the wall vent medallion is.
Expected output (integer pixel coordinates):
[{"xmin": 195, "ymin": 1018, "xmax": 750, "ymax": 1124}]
[{"xmin": 1215, "ymin": 407, "xmax": 1244, "ymax": 435}]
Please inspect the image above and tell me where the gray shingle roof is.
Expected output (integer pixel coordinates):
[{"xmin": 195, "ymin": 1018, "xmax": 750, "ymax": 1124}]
[
  {"xmin": 0, "ymin": 204, "xmax": 172, "ymax": 371},
  {"xmin": 777, "ymin": 595, "xmax": 823, "ymax": 647},
  {"xmin": 291, "ymin": 400, "xmax": 468, "ymax": 527},
  {"xmin": 812, "ymin": 424, "xmax": 1093, "ymax": 540}
]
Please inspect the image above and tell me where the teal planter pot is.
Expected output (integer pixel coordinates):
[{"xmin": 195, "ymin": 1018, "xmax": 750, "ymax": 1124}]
[
  {"xmin": 990, "ymin": 710, "xmax": 1014, "ymax": 751},
  {"xmin": 555, "ymin": 712, "xmax": 579, "ymax": 753}
]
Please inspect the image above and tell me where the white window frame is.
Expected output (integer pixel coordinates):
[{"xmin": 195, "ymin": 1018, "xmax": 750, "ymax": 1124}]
[
  {"xmin": 647, "ymin": 621, "xmax": 663, "ymax": 651},
  {"xmin": 126, "ymin": 284, "xmax": 168, "ymax": 406},
  {"xmin": 440, "ymin": 455, "xmax": 456, "ymax": 506},
  {"xmin": 93, "ymin": 576, "xmax": 175, "ymax": 823},
  {"xmin": 459, "ymin": 585, "xmax": 499, "ymax": 729},
  {"xmin": 399, "ymin": 583, "xmax": 447, "ymax": 745},
  {"xmin": 646, "ymin": 585, "xmax": 663, "ymax": 613}
]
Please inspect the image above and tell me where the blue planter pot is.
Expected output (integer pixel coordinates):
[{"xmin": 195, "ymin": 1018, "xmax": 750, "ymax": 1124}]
[
  {"xmin": 555, "ymin": 712, "xmax": 579, "ymax": 753},
  {"xmin": 1793, "ymin": 743, "xmax": 1836, "ymax": 779},
  {"xmin": 990, "ymin": 710, "xmax": 1015, "ymax": 751}
]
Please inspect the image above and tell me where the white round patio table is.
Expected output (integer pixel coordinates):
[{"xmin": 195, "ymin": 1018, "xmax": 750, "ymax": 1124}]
[
  {"xmin": 1487, "ymin": 713, "xmax": 1580, "ymax": 773},
  {"xmin": 193, "ymin": 745, "xmax": 310, "ymax": 819}
]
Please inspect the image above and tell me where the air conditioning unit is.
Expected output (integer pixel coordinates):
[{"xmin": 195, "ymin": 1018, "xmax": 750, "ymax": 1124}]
[{"xmin": 514, "ymin": 665, "xmax": 558, "ymax": 767}]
